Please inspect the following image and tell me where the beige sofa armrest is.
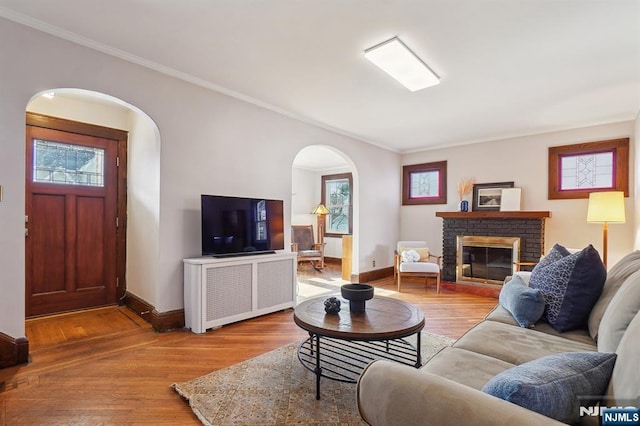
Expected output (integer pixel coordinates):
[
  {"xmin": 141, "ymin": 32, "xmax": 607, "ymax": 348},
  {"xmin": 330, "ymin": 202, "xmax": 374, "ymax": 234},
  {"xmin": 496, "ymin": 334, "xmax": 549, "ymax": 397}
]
[{"xmin": 357, "ymin": 360, "xmax": 563, "ymax": 426}]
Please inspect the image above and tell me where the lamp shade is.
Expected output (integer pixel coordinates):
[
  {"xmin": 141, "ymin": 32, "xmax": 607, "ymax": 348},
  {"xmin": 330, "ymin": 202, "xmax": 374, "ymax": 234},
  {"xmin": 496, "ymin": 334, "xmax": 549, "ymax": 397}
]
[
  {"xmin": 587, "ymin": 191, "xmax": 625, "ymax": 223},
  {"xmin": 312, "ymin": 204, "xmax": 330, "ymax": 215}
]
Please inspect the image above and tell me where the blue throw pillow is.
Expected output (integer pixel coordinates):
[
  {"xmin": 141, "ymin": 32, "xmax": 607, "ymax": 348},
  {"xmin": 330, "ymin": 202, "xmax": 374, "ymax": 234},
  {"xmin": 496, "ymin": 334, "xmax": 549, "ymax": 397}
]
[
  {"xmin": 529, "ymin": 245, "xmax": 606, "ymax": 332},
  {"xmin": 499, "ymin": 275, "xmax": 545, "ymax": 328},
  {"xmin": 482, "ymin": 352, "xmax": 617, "ymax": 424}
]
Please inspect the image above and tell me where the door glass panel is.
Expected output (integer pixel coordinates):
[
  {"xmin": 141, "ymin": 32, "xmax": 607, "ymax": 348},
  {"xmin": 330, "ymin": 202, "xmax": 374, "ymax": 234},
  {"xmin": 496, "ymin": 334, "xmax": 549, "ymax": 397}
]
[{"xmin": 33, "ymin": 139, "xmax": 105, "ymax": 187}]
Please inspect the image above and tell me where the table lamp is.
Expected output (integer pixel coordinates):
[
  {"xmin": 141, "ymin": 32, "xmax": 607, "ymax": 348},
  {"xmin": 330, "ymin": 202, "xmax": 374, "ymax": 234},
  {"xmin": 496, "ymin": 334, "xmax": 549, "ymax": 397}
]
[
  {"xmin": 587, "ymin": 191, "xmax": 625, "ymax": 267},
  {"xmin": 312, "ymin": 204, "xmax": 330, "ymax": 245}
]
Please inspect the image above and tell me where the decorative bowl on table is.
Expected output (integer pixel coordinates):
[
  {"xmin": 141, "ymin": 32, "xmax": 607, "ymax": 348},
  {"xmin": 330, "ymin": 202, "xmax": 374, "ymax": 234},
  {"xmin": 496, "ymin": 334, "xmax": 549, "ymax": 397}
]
[{"xmin": 341, "ymin": 283, "xmax": 374, "ymax": 313}]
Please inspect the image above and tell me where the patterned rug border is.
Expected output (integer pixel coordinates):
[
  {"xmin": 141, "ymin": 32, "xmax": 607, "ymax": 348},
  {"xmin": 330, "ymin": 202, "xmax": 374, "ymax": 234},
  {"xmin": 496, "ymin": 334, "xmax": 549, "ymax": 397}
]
[{"xmin": 172, "ymin": 332, "xmax": 454, "ymax": 425}]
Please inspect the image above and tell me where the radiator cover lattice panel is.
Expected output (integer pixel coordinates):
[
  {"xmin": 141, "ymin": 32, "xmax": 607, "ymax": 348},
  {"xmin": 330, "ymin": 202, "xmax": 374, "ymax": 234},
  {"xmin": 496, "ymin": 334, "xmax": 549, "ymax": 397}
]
[
  {"xmin": 257, "ymin": 259, "xmax": 294, "ymax": 309},
  {"xmin": 206, "ymin": 264, "xmax": 253, "ymax": 321}
]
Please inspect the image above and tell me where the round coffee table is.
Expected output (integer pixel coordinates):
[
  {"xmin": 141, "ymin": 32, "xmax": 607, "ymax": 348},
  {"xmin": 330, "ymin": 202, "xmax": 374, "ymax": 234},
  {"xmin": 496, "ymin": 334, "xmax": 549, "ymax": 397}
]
[{"xmin": 293, "ymin": 295, "xmax": 425, "ymax": 399}]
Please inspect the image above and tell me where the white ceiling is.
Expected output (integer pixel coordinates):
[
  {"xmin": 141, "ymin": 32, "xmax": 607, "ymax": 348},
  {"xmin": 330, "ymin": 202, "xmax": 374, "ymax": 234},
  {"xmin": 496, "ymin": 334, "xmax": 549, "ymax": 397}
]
[{"xmin": 2, "ymin": 1, "xmax": 639, "ymax": 153}]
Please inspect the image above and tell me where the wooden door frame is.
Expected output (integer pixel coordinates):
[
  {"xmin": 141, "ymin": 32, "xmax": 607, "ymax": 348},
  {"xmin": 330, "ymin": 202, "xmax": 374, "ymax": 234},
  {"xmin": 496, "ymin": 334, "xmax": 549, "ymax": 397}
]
[{"xmin": 26, "ymin": 112, "xmax": 128, "ymax": 303}]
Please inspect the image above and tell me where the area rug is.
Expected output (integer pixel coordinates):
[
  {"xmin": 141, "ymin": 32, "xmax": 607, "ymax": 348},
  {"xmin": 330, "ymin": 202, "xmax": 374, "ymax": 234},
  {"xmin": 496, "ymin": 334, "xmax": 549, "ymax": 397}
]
[{"xmin": 172, "ymin": 332, "xmax": 454, "ymax": 425}]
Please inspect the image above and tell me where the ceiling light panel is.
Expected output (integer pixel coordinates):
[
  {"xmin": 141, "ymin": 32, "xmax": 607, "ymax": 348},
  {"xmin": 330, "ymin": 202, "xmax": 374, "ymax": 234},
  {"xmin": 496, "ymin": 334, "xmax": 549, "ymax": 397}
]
[{"xmin": 364, "ymin": 37, "xmax": 439, "ymax": 92}]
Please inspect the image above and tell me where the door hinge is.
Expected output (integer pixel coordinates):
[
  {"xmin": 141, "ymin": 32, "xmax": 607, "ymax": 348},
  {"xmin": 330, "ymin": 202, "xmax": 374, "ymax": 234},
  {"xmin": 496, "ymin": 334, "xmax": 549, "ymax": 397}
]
[
  {"xmin": 116, "ymin": 217, "xmax": 119, "ymax": 228},
  {"xmin": 116, "ymin": 277, "xmax": 120, "ymax": 288},
  {"xmin": 116, "ymin": 156, "xmax": 120, "ymax": 167}
]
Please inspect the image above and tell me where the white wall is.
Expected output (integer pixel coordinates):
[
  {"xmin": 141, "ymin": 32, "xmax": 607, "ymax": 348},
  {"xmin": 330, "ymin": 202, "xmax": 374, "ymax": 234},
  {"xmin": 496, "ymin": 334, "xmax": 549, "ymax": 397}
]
[
  {"xmin": 401, "ymin": 121, "xmax": 636, "ymax": 268},
  {"xmin": 126, "ymin": 110, "xmax": 161, "ymax": 305},
  {"xmin": 291, "ymin": 166, "xmax": 321, "ymax": 257},
  {"xmin": 27, "ymin": 93, "xmax": 130, "ymax": 130},
  {"xmin": 291, "ymin": 167, "xmax": 318, "ymax": 229},
  {"xmin": 0, "ymin": 18, "xmax": 400, "ymax": 338}
]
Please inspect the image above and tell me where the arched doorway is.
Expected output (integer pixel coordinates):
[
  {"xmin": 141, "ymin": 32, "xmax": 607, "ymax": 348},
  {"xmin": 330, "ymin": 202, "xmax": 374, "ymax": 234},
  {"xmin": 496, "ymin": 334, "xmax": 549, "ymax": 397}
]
[
  {"xmin": 25, "ymin": 89, "xmax": 160, "ymax": 317},
  {"xmin": 291, "ymin": 145, "xmax": 359, "ymax": 300}
]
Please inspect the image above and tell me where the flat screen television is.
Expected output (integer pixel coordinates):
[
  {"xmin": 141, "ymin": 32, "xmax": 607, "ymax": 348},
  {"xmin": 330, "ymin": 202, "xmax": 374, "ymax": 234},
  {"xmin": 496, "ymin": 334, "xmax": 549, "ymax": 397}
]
[{"xmin": 201, "ymin": 194, "xmax": 285, "ymax": 257}]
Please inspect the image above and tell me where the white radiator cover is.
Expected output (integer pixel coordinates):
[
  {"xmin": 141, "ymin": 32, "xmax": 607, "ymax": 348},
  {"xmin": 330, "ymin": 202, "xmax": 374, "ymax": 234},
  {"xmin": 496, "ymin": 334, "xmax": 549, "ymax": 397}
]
[
  {"xmin": 206, "ymin": 264, "xmax": 253, "ymax": 321},
  {"xmin": 184, "ymin": 252, "xmax": 297, "ymax": 333}
]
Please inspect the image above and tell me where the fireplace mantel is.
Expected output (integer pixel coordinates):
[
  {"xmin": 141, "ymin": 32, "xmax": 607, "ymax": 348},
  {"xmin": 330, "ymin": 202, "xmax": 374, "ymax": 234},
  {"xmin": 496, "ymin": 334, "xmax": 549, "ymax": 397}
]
[
  {"xmin": 436, "ymin": 211, "xmax": 551, "ymax": 219},
  {"xmin": 437, "ymin": 211, "xmax": 550, "ymax": 285}
]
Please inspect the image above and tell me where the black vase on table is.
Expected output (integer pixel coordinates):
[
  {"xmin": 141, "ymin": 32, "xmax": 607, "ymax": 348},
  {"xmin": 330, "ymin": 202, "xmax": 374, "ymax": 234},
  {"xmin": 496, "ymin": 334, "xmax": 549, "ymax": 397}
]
[{"xmin": 341, "ymin": 284, "xmax": 374, "ymax": 312}]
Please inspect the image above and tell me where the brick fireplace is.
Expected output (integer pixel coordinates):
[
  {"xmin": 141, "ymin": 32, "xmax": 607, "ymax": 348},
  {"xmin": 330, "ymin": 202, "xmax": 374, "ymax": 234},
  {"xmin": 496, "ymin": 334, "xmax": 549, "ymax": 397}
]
[{"xmin": 436, "ymin": 211, "xmax": 551, "ymax": 285}]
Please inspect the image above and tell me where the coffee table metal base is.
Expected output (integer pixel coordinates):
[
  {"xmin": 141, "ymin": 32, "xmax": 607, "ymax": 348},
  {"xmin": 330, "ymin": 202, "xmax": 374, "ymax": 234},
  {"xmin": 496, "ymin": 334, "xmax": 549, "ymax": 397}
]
[{"xmin": 297, "ymin": 332, "xmax": 422, "ymax": 399}]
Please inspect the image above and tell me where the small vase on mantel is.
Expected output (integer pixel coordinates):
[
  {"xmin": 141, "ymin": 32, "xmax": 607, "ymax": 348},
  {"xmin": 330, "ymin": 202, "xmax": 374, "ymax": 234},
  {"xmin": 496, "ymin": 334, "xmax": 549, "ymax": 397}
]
[{"xmin": 456, "ymin": 177, "xmax": 475, "ymax": 213}]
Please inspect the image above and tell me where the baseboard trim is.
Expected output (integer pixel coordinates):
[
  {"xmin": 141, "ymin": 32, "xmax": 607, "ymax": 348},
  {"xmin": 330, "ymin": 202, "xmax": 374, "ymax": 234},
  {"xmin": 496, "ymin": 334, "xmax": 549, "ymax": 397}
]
[
  {"xmin": 0, "ymin": 332, "xmax": 29, "ymax": 369},
  {"xmin": 323, "ymin": 256, "xmax": 341, "ymax": 264},
  {"xmin": 357, "ymin": 266, "xmax": 394, "ymax": 283},
  {"xmin": 124, "ymin": 292, "xmax": 185, "ymax": 333}
]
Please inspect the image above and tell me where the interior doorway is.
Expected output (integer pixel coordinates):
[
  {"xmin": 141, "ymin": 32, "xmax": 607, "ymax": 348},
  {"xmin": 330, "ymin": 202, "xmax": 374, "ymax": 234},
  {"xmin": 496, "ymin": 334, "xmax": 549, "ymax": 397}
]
[
  {"xmin": 24, "ymin": 88, "xmax": 161, "ymax": 325},
  {"xmin": 291, "ymin": 145, "xmax": 359, "ymax": 302},
  {"xmin": 25, "ymin": 113, "xmax": 128, "ymax": 317}
]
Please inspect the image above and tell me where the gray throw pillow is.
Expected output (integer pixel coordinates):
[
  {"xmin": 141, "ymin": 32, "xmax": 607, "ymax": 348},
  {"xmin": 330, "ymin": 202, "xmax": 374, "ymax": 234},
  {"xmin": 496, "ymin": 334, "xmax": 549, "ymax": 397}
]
[
  {"xmin": 529, "ymin": 245, "xmax": 606, "ymax": 332},
  {"xmin": 482, "ymin": 352, "xmax": 617, "ymax": 424},
  {"xmin": 499, "ymin": 275, "xmax": 545, "ymax": 328}
]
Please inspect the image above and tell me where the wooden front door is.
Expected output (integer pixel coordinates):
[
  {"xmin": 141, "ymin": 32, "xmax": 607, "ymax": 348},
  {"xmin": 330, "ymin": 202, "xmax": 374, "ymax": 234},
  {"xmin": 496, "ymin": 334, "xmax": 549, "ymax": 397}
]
[{"xmin": 25, "ymin": 123, "xmax": 121, "ymax": 317}]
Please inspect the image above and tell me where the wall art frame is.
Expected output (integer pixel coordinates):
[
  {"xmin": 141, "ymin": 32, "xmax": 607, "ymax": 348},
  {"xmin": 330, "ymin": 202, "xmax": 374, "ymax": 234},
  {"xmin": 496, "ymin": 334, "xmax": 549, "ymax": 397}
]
[{"xmin": 472, "ymin": 181, "xmax": 514, "ymax": 211}]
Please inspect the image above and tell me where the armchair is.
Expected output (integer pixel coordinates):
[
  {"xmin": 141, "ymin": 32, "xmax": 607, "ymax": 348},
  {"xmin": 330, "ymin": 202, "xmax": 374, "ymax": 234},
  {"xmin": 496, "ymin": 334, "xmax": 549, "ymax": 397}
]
[
  {"xmin": 394, "ymin": 241, "xmax": 441, "ymax": 293},
  {"xmin": 291, "ymin": 225, "xmax": 325, "ymax": 270}
]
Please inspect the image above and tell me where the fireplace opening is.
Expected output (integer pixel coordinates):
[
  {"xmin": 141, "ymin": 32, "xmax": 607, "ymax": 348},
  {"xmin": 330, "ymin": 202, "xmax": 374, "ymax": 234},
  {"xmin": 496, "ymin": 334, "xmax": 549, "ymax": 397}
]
[{"xmin": 457, "ymin": 236, "xmax": 520, "ymax": 285}]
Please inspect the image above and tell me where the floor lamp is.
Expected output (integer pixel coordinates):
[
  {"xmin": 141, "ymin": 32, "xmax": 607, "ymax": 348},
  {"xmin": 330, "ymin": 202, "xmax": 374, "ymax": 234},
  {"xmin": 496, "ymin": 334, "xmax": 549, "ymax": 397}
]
[
  {"xmin": 587, "ymin": 191, "xmax": 625, "ymax": 267},
  {"xmin": 312, "ymin": 204, "xmax": 329, "ymax": 246}
]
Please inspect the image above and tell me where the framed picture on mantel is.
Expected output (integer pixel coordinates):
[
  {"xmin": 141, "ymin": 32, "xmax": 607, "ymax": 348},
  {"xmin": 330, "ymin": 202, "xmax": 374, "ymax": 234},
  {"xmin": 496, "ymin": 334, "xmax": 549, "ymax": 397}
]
[{"xmin": 472, "ymin": 181, "xmax": 514, "ymax": 211}]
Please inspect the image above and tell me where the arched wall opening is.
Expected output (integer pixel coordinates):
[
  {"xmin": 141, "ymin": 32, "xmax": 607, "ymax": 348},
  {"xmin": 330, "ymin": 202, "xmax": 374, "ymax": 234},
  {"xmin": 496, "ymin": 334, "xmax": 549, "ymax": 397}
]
[
  {"xmin": 291, "ymin": 145, "xmax": 359, "ymax": 276},
  {"xmin": 26, "ymin": 88, "xmax": 161, "ymax": 312}
]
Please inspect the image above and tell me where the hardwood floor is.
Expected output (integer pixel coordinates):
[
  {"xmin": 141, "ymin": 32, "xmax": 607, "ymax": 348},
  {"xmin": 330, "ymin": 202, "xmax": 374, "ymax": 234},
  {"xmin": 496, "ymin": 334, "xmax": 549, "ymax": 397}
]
[{"xmin": 0, "ymin": 264, "xmax": 497, "ymax": 425}]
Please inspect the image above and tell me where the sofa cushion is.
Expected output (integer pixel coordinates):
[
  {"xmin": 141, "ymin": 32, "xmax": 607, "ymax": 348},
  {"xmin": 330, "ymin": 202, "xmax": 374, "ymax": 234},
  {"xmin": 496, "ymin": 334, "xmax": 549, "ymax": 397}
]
[
  {"xmin": 597, "ymin": 269, "xmax": 640, "ymax": 353},
  {"xmin": 526, "ymin": 322, "xmax": 596, "ymax": 346},
  {"xmin": 452, "ymin": 320, "xmax": 596, "ymax": 366},
  {"xmin": 398, "ymin": 262, "xmax": 440, "ymax": 273},
  {"xmin": 482, "ymin": 352, "xmax": 617, "ymax": 424},
  {"xmin": 605, "ymin": 311, "xmax": 640, "ymax": 406},
  {"xmin": 499, "ymin": 275, "xmax": 545, "ymax": 328},
  {"xmin": 529, "ymin": 245, "xmax": 606, "ymax": 332},
  {"xmin": 421, "ymin": 347, "xmax": 516, "ymax": 391},
  {"xmin": 588, "ymin": 250, "xmax": 640, "ymax": 339}
]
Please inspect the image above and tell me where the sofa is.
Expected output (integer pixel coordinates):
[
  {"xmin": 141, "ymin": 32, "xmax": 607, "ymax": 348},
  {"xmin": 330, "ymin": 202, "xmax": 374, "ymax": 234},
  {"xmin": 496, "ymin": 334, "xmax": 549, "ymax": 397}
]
[{"xmin": 357, "ymin": 249, "xmax": 640, "ymax": 425}]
